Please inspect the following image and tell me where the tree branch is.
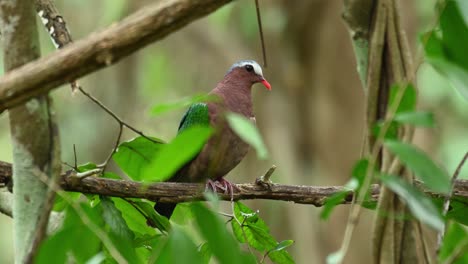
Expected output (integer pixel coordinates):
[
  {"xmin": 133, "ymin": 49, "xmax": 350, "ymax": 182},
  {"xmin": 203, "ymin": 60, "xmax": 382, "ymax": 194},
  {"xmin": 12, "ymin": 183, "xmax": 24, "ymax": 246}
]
[
  {"xmin": 0, "ymin": 0, "xmax": 232, "ymax": 113},
  {"xmin": 35, "ymin": 0, "xmax": 79, "ymax": 91},
  {"xmin": 0, "ymin": 161, "xmax": 467, "ymax": 206}
]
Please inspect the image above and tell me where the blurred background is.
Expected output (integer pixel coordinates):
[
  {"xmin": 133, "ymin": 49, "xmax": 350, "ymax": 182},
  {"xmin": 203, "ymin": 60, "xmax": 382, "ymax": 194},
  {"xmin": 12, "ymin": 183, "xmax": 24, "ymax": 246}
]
[{"xmin": 1, "ymin": 0, "xmax": 467, "ymax": 263}]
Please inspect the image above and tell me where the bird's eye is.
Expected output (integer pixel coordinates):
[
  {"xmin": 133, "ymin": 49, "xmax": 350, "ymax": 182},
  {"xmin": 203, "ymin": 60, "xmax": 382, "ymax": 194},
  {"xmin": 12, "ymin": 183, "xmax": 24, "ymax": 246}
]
[{"xmin": 245, "ymin": 64, "xmax": 254, "ymax": 72}]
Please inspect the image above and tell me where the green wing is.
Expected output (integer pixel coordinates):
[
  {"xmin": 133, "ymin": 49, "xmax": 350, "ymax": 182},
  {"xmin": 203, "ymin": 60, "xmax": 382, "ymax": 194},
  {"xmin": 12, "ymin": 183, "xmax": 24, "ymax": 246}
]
[{"xmin": 178, "ymin": 103, "xmax": 210, "ymax": 134}]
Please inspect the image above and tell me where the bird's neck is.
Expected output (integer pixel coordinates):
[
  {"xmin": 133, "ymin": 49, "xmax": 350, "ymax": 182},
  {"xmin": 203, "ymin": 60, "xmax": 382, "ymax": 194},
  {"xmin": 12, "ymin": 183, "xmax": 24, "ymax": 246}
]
[{"xmin": 213, "ymin": 78, "xmax": 253, "ymax": 117}]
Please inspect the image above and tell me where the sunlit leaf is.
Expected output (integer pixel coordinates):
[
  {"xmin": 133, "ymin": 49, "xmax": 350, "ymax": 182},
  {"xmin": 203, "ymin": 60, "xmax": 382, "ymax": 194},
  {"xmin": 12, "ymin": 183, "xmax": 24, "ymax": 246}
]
[
  {"xmin": 143, "ymin": 126, "xmax": 213, "ymax": 182},
  {"xmin": 424, "ymin": 1, "xmax": 468, "ymax": 100},
  {"xmin": 226, "ymin": 112, "xmax": 269, "ymax": 159},
  {"xmin": 394, "ymin": 111, "xmax": 435, "ymax": 127},
  {"xmin": 268, "ymin": 240, "xmax": 294, "ymax": 254},
  {"xmin": 77, "ymin": 162, "xmax": 98, "ymax": 172},
  {"xmin": 326, "ymin": 250, "xmax": 345, "ymax": 264},
  {"xmin": 113, "ymin": 136, "xmax": 165, "ymax": 180},
  {"xmin": 439, "ymin": 222, "xmax": 468, "ymax": 263},
  {"xmin": 385, "ymin": 140, "xmax": 451, "ymax": 194},
  {"xmin": 199, "ymin": 242, "xmax": 212, "ymax": 264},
  {"xmin": 380, "ymin": 174, "xmax": 444, "ymax": 231}
]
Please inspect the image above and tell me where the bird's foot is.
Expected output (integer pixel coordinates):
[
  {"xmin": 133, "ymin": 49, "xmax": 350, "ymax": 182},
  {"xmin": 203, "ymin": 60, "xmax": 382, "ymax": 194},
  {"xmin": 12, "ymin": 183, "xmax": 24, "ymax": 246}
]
[{"xmin": 205, "ymin": 178, "xmax": 239, "ymax": 201}]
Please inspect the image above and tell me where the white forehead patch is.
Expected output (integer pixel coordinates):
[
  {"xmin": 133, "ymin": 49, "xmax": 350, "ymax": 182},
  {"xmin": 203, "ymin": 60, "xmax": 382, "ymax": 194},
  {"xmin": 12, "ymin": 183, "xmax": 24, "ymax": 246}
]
[{"xmin": 227, "ymin": 60, "xmax": 264, "ymax": 76}]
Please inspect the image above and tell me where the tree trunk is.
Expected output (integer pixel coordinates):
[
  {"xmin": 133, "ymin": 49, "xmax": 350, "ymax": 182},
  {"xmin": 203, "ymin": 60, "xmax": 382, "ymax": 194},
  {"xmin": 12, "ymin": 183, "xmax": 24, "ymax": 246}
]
[{"xmin": 0, "ymin": 1, "xmax": 61, "ymax": 262}]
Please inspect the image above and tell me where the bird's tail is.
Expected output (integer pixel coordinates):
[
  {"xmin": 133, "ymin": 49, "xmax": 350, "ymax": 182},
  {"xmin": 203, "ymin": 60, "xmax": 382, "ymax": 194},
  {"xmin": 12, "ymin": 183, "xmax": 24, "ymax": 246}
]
[{"xmin": 154, "ymin": 202, "xmax": 177, "ymax": 219}]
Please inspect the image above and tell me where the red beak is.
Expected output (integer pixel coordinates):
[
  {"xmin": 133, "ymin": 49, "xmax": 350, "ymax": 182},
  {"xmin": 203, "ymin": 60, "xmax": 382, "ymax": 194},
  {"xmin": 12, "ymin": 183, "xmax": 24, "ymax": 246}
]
[{"xmin": 261, "ymin": 79, "xmax": 271, "ymax": 90}]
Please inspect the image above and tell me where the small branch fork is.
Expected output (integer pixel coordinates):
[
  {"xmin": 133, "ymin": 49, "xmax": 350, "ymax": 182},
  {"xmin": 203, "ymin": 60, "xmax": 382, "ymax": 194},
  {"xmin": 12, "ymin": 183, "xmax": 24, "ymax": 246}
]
[{"xmin": 77, "ymin": 86, "xmax": 159, "ymax": 172}]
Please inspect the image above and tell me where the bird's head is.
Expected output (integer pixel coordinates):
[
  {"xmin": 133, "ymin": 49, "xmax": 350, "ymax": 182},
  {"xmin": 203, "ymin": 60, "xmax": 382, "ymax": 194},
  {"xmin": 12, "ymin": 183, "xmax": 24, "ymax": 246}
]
[{"xmin": 225, "ymin": 60, "xmax": 271, "ymax": 90}]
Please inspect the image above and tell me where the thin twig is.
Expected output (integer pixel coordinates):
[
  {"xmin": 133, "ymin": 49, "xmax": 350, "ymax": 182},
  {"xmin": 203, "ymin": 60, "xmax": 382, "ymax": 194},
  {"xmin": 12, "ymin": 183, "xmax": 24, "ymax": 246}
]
[
  {"xmin": 73, "ymin": 144, "xmax": 78, "ymax": 170},
  {"xmin": 262, "ymin": 165, "xmax": 276, "ymax": 182},
  {"xmin": 78, "ymin": 87, "xmax": 158, "ymax": 144},
  {"xmin": 254, "ymin": 0, "xmax": 267, "ymax": 67},
  {"xmin": 99, "ymin": 124, "xmax": 123, "ymax": 172},
  {"xmin": 437, "ymin": 151, "xmax": 468, "ymax": 251}
]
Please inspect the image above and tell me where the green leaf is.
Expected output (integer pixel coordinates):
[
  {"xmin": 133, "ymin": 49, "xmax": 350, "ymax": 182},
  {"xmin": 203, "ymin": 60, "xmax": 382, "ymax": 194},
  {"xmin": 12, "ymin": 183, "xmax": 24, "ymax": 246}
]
[
  {"xmin": 100, "ymin": 196, "xmax": 134, "ymax": 241},
  {"xmin": 37, "ymin": 203, "xmax": 102, "ymax": 264},
  {"xmin": 199, "ymin": 242, "xmax": 212, "ymax": 264},
  {"xmin": 394, "ymin": 111, "xmax": 435, "ymax": 127},
  {"xmin": 388, "ymin": 84, "xmax": 417, "ymax": 114},
  {"xmin": 192, "ymin": 202, "xmax": 251, "ymax": 264},
  {"xmin": 111, "ymin": 198, "xmax": 157, "ymax": 236},
  {"xmin": 130, "ymin": 200, "xmax": 170, "ymax": 233},
  {"xmin": 113, "ymin": 136, "xmax": 165, "ymax": 180},
  {"xmin": 77, "ymin": 162, "xmax": 98, "ymax": 172},
  {"xmin": 320, "ymin": 191, "xmax": 349, "ymax": 220},
  {"xmin": 380, "ymin": 174, "xmax": 444, "ymax": 231},
  {"xmin": 268, "ymin": 240, "xmax": 294, "ymax": 254},
  {"xmin": 432, "ymin": 197, "xmax": 468, "ymax": 226},
  {"xmin": 143, "ymin": 125, "xmax": 213, "ymax": 182},
  {"xmin": 151, "ymin": 94, "xmax": 217, "ymax": 116},
  {"xmin": 226, "ymin": 112, "xmax": 269, "ymax": 159},
  {"xmin": 439, "ymin": 222, "xmax": 468, "ymax": 263},
  {"xmin": 99, "ymin": 197, "xmax": 141, "ymax": 263},
  {"xmin": 372, "ymin": 121, "xmax": 399, "ymax": 140},
  {"xmin": 155, "ymin": 226, "xmax": 203, "ymax": 264},
  {"xmin": 102, "ymin": 172, "xmax": 121, "ymax": 180},
  {"xmin": 231, "ymin": 202, "xmax": 295, "ymax": 264},
  {"xmin": 326, "ymin": 250, "xmax": 345, "ymax": 264},
  {"xmin": 385, "ymin": 140, "xmax": 451, "ymax": 193},
  {"xmin": 423, "ymin": 1, "xmax": 468, "ymax": 100},
  {"xmin": 53, "ymin": 191, "xmax": 81, "ymax": 212}
]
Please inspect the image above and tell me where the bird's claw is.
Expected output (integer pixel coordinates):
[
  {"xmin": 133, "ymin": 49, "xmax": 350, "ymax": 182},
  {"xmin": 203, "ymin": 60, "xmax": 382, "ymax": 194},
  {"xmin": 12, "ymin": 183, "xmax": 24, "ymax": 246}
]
[{"xmin": 205, "ymin": 178, "xmax": 239, "ymax": 201}]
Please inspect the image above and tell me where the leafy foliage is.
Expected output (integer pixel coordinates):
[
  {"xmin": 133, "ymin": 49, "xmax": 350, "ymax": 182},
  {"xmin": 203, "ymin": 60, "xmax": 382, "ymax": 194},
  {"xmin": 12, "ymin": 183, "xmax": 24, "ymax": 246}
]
[
  {"xmin": 380, "ymin": 174, "xmax": 444, "ymax": 231},
  {"xmin": 113, "ymin": 136, "xmax": 166, "ymax": 181},
  {"xmin": 231, "ymin": 202, "xmax": 295, "ymax": 264},
  {"xmin": 424, "ymin": 0, "xmax": 468, "ymax": 100},
  {"xmin": 385, "ymin": 140, "xmax": 451, "ymax": 194}
]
